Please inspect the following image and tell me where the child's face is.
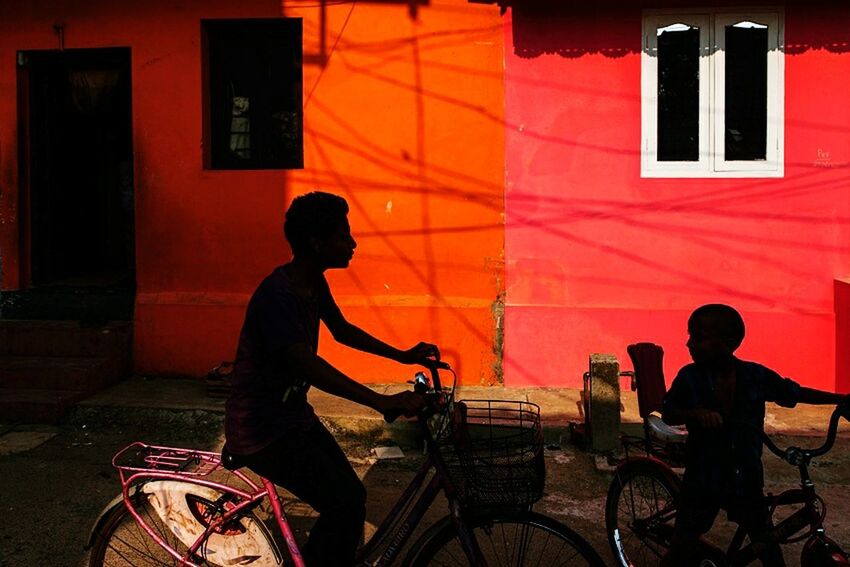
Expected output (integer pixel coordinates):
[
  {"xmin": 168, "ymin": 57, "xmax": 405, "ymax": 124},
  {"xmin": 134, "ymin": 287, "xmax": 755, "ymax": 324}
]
[{"xmin": 687, "ymin": 315, "xmax": 734, "ymax": 365}]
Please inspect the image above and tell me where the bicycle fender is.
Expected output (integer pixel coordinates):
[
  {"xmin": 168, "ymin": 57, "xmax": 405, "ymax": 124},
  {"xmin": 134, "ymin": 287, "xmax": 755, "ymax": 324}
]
[
  {"xmin": 802, "ymin": 534, "xmax": 850, "ymax": 566},
  {"xmin": 401, "ymin": 514, "xmax": 455, "ymax": 565},
  {"xmin": 613, "ymin": 456, "xmax": 682, "ymax": 491},
  {"xmin": 86, "ymin": 484, "xmax": 143, "ymax": 549}
]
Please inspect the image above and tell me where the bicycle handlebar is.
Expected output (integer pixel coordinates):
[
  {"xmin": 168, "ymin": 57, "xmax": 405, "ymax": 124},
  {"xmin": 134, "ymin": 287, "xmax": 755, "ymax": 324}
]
[
  {"xmin": 382, "ymin": 359, "xmax": 452, "ymax": 424},
  {"xmin": 761, "ymin": 403, "xmax": 850, "ymax": 465}
]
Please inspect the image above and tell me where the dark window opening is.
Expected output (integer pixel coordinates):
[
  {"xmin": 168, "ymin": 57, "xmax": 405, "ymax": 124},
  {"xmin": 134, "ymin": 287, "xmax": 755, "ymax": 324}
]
[
  {"xmin": 657, "ymin": 24, "xmax": 700, "ymax": 162},
  {"xmin": 725, "ymin": 24, "xmax": 768, "ymax": 161},
  {"xmin": 204, "ymin": 19, "xmax": 303, "ymax": 170}
]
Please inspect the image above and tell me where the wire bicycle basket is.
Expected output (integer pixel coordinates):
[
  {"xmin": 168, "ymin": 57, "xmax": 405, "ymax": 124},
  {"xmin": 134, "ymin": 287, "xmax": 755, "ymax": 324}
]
[{"xmin": 435, "ymin": 399, "xmax": 544, "ymax": 508}]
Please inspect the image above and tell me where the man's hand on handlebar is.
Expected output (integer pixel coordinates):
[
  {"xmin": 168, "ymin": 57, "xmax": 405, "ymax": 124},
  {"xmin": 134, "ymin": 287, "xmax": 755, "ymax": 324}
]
[
  {"xmin": 397, "ymin": 342, "xmax": 445, "ymax": 368},
  {"xmin": 379, "ymin": 391, "xmax": 427, "ymax": 423}
]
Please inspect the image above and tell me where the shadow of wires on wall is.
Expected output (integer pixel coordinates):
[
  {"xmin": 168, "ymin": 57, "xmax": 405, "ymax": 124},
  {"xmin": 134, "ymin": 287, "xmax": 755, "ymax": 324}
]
[{"xmin": 510, "ymin": 4, "xmax": 641, "ymax": 59}]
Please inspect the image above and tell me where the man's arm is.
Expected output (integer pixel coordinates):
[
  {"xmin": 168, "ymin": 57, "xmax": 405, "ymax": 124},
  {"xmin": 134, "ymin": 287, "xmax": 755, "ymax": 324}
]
[
  {"xmin": 283, "ymin": 342, "xmax": 423, "ymax": 417},
  {"xmin": 323, "ymin": 308, "xmax": 438, "ymax": 365}
]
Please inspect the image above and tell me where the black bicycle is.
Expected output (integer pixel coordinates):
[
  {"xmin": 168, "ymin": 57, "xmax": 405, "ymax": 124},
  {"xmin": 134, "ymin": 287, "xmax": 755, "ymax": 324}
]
[{"xmin": 605, "ymin": 403, "xmax": 850, "ymax": 566}]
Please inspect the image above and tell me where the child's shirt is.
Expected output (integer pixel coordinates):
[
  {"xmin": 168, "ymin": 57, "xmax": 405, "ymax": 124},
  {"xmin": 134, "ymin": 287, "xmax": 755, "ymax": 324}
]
[{"xmin": 663, "ymin": 358, "xmax": 801, "ymax": 500}]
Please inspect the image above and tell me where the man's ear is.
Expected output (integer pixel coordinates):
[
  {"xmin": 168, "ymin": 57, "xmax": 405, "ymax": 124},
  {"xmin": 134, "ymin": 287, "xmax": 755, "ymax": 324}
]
[{"xmin": 308, "ymin": 235, "xmax": 322, "ymax": 254}]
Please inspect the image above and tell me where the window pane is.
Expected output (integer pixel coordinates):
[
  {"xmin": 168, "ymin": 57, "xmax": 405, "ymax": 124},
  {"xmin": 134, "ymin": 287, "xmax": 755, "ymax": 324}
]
[
  {"xmin": 725, "ymin": 22, "xmax": 768, "ymax": 161},
  {"xmin": 657, "ymin": 24, "xmax": 700, "ymax": 161},
  {"xmin": 206, "ymin": 20, "xmax": 303, "ymax": 170}
]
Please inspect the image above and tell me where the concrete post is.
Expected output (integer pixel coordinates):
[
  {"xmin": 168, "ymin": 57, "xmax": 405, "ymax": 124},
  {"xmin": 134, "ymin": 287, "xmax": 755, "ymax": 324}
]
[{"xmin": 587, "ymin": 353, "xmax": 621, "ymax": 453}]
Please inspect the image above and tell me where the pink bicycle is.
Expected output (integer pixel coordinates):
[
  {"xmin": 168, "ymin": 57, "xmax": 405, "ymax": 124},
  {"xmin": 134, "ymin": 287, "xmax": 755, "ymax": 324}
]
[{"xmin": 86, "ymin": 364, "xmax": 605, "ymax": 566}]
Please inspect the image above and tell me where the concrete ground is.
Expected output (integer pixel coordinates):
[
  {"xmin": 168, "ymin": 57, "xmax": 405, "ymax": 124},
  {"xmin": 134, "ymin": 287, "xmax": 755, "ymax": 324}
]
[{"xmin": 1, "ymin": 375, "xmax": 848, "ymax": 566}]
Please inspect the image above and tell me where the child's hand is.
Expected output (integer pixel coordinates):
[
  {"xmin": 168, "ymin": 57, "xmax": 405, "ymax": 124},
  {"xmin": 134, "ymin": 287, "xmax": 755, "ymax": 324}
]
[{"xmin": 688, "ymin": 409, "xmax": 724, "ymax": 429}]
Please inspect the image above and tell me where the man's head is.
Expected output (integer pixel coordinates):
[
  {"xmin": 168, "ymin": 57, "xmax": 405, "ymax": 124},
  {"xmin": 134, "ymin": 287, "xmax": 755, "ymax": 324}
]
[
  {"xmin": 284, "ymin": 192, "xmax": 356, "ymax": 268},
  {"xmin": 686, "ymin": 304, "xmax": 745, "ymax": 366}
]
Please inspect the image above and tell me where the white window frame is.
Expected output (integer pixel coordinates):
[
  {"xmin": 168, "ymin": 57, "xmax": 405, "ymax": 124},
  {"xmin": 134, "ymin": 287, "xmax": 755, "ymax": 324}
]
[{"xmin": 641, "ymin": 8, "xmax": 784, "ymax": 178}]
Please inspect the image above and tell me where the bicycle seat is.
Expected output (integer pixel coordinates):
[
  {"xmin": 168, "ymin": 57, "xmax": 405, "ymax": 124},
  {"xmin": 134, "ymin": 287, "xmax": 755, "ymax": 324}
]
[
  {"xmin": 646, "ymin": 413, "xmax": 688, "ymax": 444},
  {"xmin": 220, "ymin": 446, "xmax": 248, "ymax": 470}
]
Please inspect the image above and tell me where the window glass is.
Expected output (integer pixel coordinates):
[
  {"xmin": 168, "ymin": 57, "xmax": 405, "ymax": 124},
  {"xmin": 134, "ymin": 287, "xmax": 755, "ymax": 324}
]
[
  {"xmin": 724, "ymin": 21, "xmax": 768, "ymax": 161},
  {"xmin": 205, "ymin": 19, "xmax": 303, "ymax": 170},
  {"xmin": 657, "ymin": 23, "xmax": 700, "ymax": 162}
]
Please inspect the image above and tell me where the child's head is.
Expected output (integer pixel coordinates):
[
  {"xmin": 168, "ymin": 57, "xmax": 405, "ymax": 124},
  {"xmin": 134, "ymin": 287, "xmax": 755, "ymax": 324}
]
[{"xmin": 686, "ymin": 304, "xmax": 745, "ymax": 365}]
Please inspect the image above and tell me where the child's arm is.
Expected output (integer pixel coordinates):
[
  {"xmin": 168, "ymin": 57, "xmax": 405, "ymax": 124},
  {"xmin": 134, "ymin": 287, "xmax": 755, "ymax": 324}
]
[
  {"xmin": 798, "ymin": 387, "xmax": 848, "ymax": 405},
  {"xmin": 662, "ymin": 368, "xmax": 724, "ymax": 428},
  {"xmin": 663, "ymin": 407, "xmax": 724, "ymax": 428}
]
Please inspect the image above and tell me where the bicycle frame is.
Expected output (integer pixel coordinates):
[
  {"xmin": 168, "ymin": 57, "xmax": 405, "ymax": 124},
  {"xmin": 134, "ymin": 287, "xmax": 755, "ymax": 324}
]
[{"xmin": 724, "ymin": 487, "xmax": 823, "ymax": 565}]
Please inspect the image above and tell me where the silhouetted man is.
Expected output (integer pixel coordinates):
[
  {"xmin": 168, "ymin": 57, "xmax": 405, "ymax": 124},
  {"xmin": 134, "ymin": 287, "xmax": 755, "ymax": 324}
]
[{"xmin": 225, "ymin": 191, "xmax": 438, "ymax": 566}]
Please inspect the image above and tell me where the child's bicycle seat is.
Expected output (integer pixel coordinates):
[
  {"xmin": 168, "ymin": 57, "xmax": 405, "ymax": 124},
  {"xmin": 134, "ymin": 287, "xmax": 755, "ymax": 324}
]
[{"xmin": 646, "ymin": 413, "xmax": 688, "ymax": 444}]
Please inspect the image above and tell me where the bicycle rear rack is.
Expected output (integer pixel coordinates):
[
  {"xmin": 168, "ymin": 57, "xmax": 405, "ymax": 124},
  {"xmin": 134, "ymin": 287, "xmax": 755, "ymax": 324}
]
[{"xmin": 113, "ymin": 441, "xmax": 222, "ymax": 477}]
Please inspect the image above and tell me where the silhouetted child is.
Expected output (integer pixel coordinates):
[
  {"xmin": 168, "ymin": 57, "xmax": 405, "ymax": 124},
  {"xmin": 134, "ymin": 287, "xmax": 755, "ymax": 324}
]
[{"xmin": 661, "ymin": 304, "xmax": 847, "ymax": 566}]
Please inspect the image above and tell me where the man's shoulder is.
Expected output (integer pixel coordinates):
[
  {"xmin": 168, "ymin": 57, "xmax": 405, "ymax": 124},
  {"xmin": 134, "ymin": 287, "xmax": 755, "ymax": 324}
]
[
  {"xmin": 248, "ymin": 266, "xmax": 296, "ymax": 305},
  {"xmin": 255, "ymin": 265, "xmax": 293, "ymax": 291}
]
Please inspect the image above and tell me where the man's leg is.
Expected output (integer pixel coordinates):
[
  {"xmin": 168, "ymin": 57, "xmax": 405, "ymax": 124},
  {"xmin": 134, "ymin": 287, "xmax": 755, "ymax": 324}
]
[{"xmin": 244, "ymin": 421, "xmax": 366, "ymax": 566}]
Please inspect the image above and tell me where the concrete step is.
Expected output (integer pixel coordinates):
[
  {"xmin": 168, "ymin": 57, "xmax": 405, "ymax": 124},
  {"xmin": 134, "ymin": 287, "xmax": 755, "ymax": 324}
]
[
  {"xmin": 0, "ymin": 388, "xmax": 89, "ymax": 424},
  {"xmin": 0, "ymin": 355, "xmax": 117, "ymax": 391},
  {"xmin": 0, "ymin": 319, "xmax": 131, "ymax": 359},
  {"xmin": 0, "ymin": 285, "xmax": 134, "ymax": 321}
]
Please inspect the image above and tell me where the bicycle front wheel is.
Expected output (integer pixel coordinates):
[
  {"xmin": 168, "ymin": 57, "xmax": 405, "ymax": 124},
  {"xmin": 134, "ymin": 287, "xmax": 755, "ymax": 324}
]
[
  {"xmin": 404, "ymin": 509, "xmax": 605, "ymax": 566},
  {"xmin": 606, "ymin": 460, "xmax": 679, "ymax": 567}
]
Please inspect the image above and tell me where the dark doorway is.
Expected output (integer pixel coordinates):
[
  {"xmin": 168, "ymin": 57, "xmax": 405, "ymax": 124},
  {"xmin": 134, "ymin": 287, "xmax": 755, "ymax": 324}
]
[{"xmin": 13, "ymin": 48, "xmax": 134, "ymax": 320}]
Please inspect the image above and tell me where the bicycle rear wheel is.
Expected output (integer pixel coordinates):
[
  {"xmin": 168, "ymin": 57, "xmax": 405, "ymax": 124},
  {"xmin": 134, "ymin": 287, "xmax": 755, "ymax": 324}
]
[
  {"xmin": 89, "ymin": 484, "xmax": 280, "ymax": 566},
  {"xmin": 404, "ymin": 509, "xmax": 605, "ymax": 566},
  {"xmin": 606, "ymin": 460, "xmax": 679, "ymax": 567}
]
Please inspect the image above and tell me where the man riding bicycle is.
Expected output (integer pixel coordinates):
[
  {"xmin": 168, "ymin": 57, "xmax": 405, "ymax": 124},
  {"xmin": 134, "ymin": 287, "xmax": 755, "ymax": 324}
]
[{"xmin": 224, "ymin": 192, "xmax": 438, "ymax": 566}]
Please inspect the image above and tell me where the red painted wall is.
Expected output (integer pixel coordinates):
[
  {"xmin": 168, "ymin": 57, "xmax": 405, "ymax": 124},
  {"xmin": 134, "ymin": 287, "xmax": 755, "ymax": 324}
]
[
  {"xmin": 0, "ymin": 0, "xmax": 506, "ymax": 385},
  {"xmin": 503, "ymin": 4, "xmax": 850, "ymax": 391}
]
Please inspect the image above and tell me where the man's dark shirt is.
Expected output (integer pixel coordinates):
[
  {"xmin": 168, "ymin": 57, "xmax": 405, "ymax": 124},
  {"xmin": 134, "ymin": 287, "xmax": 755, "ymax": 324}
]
[
  {"xmin": 663, "ymin": 358, "xmax": 801, "ymax": 501},
  {"xmin": 225, "ymin": 266, "xmax": 342, "ymax": 455}
]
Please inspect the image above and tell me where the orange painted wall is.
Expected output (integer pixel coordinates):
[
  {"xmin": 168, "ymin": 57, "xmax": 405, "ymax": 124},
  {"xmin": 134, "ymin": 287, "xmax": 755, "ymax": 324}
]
[
  {"xmin": 0, "ymin": 0, "xmax": 506, "ymax": 385},
  {"xmin": 503, "ymin": 4, "xmax": 850, "ymax": 391}
]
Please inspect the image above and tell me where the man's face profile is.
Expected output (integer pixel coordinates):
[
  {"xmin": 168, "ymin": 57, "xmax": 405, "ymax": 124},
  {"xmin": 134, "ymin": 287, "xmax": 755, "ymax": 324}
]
[{"xmin": 314, "ymin": 218, "xmax": 357, "ymax": 269}]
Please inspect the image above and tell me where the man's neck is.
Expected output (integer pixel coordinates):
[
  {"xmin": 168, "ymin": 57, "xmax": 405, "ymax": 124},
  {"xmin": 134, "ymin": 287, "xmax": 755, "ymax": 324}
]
[{"xmin": 285, "ymin": 257, "xmax": 325, "ymax": 297}]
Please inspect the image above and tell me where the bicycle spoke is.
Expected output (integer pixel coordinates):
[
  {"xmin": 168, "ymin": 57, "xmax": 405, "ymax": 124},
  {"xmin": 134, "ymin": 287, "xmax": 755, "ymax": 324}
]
[
  {"xmin": 607, "ymin": 467, "xmax": 677, "ymax": 567},
  {"xmin": 409, "ymin": 512, "xmax": 602, "ymax": 566},
  {"xmin": 106, "ymin": 536, "xmax": 174, "ymax": 567}
]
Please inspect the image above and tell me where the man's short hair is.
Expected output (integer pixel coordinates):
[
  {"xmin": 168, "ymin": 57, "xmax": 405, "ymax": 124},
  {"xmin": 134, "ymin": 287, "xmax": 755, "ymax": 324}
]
[
  {"xmin": 689, "ymin": 303, "xmax": 746, "ymax": 349},
  {"xmin": 283, "ymin": 192, "xmax": 349, "ymax": 255}
]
